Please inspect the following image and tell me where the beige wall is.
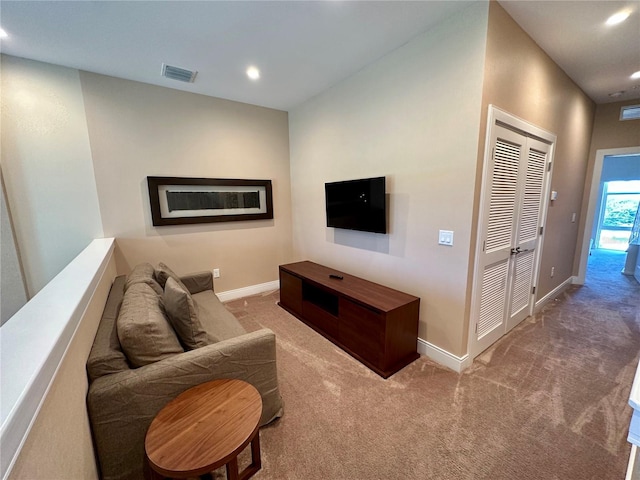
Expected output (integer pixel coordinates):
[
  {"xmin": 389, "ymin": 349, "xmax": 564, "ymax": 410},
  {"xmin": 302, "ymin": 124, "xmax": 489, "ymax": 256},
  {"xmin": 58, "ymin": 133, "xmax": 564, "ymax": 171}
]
[
  {"xmin": 8, "ymin": 254, "xmax": 116, "ymax": 480},
  {"xmin": 477, "ymin": 2, "xmax": 595, "ymax": 306},
  {"xmin": 0, "ymin": 55, "xmax": 104, "ymax": 296},
  {"xmin": 575, "ymin": 99, "xmax": 640, "ymax": 268},
  {"xmin": 588, "ymin": 100, "xmax": 640, "ymax": 155},
  {"xmin": 79, "ymin": 73, "xmax": 293, "ymax": 289},
  {"xmin": 289, "ymin": 3, "xmax": 489, "ymax": 357}
]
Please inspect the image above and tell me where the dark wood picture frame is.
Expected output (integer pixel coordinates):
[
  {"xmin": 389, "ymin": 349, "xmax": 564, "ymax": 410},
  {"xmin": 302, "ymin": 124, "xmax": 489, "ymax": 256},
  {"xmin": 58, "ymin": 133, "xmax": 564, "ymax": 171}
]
[{"xmin": 147, "ymin": 176, "xmax": 273, "ymax": 226}]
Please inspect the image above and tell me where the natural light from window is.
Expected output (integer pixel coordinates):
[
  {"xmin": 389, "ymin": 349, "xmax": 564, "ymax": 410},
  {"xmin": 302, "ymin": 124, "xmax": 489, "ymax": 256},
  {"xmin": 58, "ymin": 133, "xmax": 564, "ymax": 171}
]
[{"xmin": 597, "ymin": 180, "xmax": 640, "ymax": 251}]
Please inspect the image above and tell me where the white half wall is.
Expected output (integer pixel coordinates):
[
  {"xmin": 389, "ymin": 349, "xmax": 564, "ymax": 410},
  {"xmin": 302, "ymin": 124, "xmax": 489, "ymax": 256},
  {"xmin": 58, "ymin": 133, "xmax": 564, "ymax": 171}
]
[
  {"xmin": 288, "ymin": 3, "xmax": 489, "ymax": 357},
  {"xmin": 1, "ymin": 239, "xmax": 115, "ymax": 480}
]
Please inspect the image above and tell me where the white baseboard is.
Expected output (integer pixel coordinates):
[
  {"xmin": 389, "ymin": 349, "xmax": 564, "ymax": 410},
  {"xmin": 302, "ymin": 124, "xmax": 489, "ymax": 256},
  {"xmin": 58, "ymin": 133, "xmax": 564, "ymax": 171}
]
[
  {"xmin": 417, "ymin": 338, "xmax": 471, "ymax": 373},
  {"xmin": 216, "ymin": 280, "xmax": 280, "ymax": 303},
  {"xmin": 625, "ymin": 444, "xmax": 637, "ymax": 480},
  {"xmin": 534, "ymin": 275, "xmax": 575, "ymax": 313},
  {"xmin": 218, "ymin": 282, "xmax": 472, "ymax": 373}
]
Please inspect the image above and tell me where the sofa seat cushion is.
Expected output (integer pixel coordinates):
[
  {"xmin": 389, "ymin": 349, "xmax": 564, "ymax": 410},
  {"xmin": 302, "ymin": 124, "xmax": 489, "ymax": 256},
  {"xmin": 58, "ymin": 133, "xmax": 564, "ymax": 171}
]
[
  {"xmin": 163, "ymin": 277, "xmax": 215, "ymax": 349},
  {"xmin": 125, "ymin": 262, "xmax": 163, "ymax": 295},
  {"xmin": 117, "ymin": 282, "xmax": 184, "ymax": 368},
  {"xmin": 87, "ymin": 276, "xmax": 130, "ymax": 382},
  {"xmin": 192, "ymin": 290, "xmax": 247, "ymax": 342}
]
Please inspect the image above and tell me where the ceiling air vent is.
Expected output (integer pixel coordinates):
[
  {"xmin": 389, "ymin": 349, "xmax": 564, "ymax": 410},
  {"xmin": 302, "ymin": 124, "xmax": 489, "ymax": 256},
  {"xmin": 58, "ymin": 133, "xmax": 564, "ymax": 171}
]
[
  {"xmin": 161, "ymin": 63, "xmax": 197, "ymax": 83},
  {"xmin": 620, "ymin": 104, "xmax": 640, "ymax": 121}
]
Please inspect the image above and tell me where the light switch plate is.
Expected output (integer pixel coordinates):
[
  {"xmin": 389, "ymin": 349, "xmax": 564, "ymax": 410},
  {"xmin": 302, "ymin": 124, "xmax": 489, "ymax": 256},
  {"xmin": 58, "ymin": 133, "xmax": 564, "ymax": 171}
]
[{"xmin": 439, "ymin": 230, "xmax": 454, "ymax": 246}]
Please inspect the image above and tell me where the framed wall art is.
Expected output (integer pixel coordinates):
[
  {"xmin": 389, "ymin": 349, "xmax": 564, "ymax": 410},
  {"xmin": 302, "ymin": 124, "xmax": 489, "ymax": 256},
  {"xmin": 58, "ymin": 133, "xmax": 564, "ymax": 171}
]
[{"xmin": 147, "ymin": 176, "xmax": 273, "ymax": 226}]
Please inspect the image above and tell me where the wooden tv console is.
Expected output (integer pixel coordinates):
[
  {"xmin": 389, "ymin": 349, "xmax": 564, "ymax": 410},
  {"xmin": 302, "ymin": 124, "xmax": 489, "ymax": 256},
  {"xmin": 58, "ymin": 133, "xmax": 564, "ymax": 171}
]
[{"xmin": 278, "ymin": 261, "xmax": 420, "ymax": 378}]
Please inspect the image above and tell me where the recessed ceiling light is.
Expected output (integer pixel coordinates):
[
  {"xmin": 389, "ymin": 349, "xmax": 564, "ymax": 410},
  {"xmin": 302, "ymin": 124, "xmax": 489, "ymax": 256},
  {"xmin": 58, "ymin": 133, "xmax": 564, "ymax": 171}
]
[
  {"xmin": 246, "ymin": 66, "xmax": 260, "ymax": 80},
  {"xmin": 0, "ymin": 29, "xmax": 8, "ymax": 38},
  {"xmin": 631, "ymin": 71, "xmax": 640, "ymax": 80},
  {"xmin": 606, "ymin": 10, "xmax": 631, "ymax": 26}
]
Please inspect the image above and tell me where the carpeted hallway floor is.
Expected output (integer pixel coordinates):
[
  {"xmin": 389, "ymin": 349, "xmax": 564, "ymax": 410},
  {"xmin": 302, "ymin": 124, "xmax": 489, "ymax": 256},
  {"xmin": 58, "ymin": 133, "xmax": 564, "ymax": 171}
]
[{"xmin": 223, "ymin": 249, "xmax": 640, "ymax": 479}]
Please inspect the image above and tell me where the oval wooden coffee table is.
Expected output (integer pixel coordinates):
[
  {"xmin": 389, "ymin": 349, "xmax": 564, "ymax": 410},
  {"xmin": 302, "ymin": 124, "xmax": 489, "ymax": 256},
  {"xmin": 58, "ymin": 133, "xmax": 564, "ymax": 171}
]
[{"xmin": 145, "ymin": 378, "xmax": 263, "ymax": 480}]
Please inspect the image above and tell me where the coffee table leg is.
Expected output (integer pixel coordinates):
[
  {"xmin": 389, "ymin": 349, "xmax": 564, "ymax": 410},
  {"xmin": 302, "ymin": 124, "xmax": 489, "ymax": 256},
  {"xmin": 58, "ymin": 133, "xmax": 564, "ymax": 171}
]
[
  {"xmin": 234, "ymin": 430, "xmax": 261, "ymax": 480},
  {"xmin": 250, "ymin": 431, "xmax": 262, "ymax": 472},
  {"xmin": 226, "ymin": 457, "xmax": 240, "ymax": 480}
]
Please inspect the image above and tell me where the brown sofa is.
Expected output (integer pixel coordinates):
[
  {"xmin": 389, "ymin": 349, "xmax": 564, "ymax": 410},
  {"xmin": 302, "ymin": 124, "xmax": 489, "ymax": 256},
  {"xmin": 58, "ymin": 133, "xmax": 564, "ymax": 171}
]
[{"xmin": 86, "ymin": 263, "xmax": 283, "ymax": 480}]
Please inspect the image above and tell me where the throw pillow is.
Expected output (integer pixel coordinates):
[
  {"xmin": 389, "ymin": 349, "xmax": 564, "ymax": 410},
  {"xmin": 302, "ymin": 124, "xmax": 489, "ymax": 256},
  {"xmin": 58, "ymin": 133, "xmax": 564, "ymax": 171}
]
[
  {"xmin": 163, "ymin": 277, "xmax": 214, "ymax": 350},
  {"xmin": 117, "ymin": 282, "xmax": 184, "ymax": 368},
  {"xmin": 155, "ymin": 262, "xmax": 189, "ymax": 291},
  {"xmin": 125, "ymin": 262, "xmax": 163, "ymax": 295}
]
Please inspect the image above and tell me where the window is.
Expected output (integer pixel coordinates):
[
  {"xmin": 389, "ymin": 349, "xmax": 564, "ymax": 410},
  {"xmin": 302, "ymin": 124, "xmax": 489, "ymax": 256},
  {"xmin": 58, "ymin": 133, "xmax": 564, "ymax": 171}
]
[
  {"xmin": 596, "ymin": 180, "xmax": 640, "ymax": 250},
  {"xmin": 620, "ymin": 105, "xmax": 640, "ymax": 121}
]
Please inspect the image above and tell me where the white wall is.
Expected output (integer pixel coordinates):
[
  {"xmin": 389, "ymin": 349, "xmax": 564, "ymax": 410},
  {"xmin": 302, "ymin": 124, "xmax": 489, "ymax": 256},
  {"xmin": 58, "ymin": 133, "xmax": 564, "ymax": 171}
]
[
  {"xmin": 1, "ymin": 170, "xmax": 28, "ymax": 325},
  {"xmin": 601, "ymin": 154, "xmax": 640, "ymax": 182},
  {"xmin": 0, "ymin": 55, "xmax": 104, "ymax": 296},
  {"xmin": 288, "ymin": 3, "xmax": 488, "ymax": 357}
]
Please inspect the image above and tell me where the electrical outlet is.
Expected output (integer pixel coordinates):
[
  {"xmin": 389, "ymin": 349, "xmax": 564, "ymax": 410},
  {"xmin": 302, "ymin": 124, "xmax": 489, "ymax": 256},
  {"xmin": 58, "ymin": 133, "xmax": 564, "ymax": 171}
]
[
  {"xmin": 571, "ymin": 212, "xmax": 576, "ymax": 223},
  {"xmin": 213, "ymin": 268, "xmax": 220, "ymax": 278},
  {"xmin": 551, "ymin": 266, "xmax": 555, "ymax": 277}
]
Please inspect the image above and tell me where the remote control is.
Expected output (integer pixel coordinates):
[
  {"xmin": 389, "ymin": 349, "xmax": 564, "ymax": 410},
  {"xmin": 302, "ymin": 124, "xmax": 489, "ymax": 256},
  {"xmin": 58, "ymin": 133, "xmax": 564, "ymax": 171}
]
[{"xmin": 329, "ymin": 274, "xmax": 344, "ymax": 280}]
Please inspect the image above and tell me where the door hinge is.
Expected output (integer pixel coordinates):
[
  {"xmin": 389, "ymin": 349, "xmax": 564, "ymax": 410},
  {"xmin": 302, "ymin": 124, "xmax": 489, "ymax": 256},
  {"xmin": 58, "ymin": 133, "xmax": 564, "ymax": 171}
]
[
  {"xmin": 532, "ymin": 286, "xmax": 536, "ymax": 294},
  {"xmin": 539, "ymin": 226, "xmax": 543, "ymax": 235},
  {"xmin": 548, "ymin": 162, "xmax": 552, "ymax": 172},
  {"xmin": 475, "ymin": 323, "xmax": 478, "ymax": 333},
  {"xmin": 483, "ymin": 240, "xmax": 486, "ymax": 252}
]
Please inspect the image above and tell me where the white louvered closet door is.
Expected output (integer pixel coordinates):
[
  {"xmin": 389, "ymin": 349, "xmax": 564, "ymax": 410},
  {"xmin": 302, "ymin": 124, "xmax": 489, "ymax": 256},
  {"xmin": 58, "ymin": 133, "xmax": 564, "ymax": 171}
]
[
  {"xmin": 473, "ymin": 125, "xmax": 526, "ymax": 355},
  {"xmin": 506, "ymin": 138, "xmax": 550, "ymax": 331},
  {"xmin": 470, "ymin": 108, "xmax": 555, "ymax": 359}
]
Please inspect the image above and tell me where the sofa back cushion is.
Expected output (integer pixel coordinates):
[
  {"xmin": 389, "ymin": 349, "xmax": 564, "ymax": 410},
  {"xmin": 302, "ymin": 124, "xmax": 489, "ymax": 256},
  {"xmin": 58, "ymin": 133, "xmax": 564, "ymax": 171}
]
[
  {"xmin": 163, "ymin": 277, "xmax": 215, "ymax": 350},
  {"xmin": 117, "ymin": 282, "xmax": 184, "ymax": 368},
  {"xmin": 125, "ymin": 262, "xmax": 163, "ymax": 295},
  {"xmin": 155, "ymin": 262, "xmax": 189, "ymax": 291},
  {"xmin": 87, "ymin": 276, "xmax": 130, "ymax": 381}
]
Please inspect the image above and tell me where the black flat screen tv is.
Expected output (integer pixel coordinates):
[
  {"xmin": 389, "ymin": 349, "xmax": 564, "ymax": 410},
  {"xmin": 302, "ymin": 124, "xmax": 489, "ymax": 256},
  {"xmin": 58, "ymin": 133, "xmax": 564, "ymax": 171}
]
[{"xmin": 325, "ymin": 176, "xmax": 386, "ymax": 234}]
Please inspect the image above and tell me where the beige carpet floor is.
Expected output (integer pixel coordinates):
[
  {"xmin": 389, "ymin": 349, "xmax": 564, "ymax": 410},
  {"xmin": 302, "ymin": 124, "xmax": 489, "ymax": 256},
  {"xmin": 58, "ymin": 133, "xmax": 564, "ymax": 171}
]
[{"xmin": 221, "ymin": 250, "xmax": 639, "ymax": 480}]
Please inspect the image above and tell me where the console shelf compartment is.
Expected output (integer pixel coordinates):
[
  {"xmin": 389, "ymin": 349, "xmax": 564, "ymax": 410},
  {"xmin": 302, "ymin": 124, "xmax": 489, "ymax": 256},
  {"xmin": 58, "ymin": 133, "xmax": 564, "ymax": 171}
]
[{"xmin": 278, "ymin": 261, "xmax": 420, "ymax": 378}]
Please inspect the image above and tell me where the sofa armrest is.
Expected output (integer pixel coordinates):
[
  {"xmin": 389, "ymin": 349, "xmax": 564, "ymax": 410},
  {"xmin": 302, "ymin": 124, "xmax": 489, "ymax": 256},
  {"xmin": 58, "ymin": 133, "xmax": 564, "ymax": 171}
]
[
  {"xmin": 179, "ymin": 270, "xmax": 213, "ymax": 294},
  {"xmin": 87, "ymin": 328, "xmax": 283, "ymax": 480}
]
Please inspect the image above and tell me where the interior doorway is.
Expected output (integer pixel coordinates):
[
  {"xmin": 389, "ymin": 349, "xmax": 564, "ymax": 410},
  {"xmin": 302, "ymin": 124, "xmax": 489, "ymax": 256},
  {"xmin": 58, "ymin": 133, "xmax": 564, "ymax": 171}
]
[{"xmin": 576, "ymin": 147, "xmax": 640, "ymax": 284}]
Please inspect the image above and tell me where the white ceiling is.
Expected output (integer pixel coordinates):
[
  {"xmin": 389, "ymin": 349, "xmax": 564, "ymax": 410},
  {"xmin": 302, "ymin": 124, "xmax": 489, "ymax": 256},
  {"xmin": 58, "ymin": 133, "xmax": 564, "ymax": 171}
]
[
  {"xmin": 499, "ymin": 0, "xmax": 640, "ymax": 105},
  {"xmin": 0, "ymin": 1, "xmax": 638, "ymax": 111}
]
